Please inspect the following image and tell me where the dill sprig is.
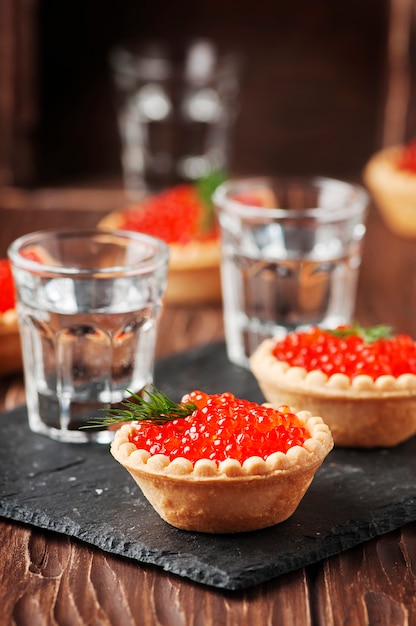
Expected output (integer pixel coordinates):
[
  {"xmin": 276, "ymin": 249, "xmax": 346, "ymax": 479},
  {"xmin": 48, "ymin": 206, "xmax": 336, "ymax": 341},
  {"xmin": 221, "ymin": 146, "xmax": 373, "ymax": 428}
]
[
  {"xmin": 81, "ymin": 386, "xmax": 198, "ymax": 429},
  {"xmin": 328, "ymin": 323, "xmax": 394, "ymax": 343},
  {"xmin": 195, "ymin": 169, "xmax": 227, "ymax": 233}
]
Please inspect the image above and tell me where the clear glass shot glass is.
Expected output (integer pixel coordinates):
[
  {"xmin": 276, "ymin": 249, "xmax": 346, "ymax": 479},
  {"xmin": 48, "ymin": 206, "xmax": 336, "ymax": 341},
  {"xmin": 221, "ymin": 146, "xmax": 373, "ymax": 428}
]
[
  {"xmin": 213, "ymin": 176, "xmax": 369, "ymax": 369},
  {"xmin": 8, "ymin": 228, "xmax": 169, "ymax": 443}
]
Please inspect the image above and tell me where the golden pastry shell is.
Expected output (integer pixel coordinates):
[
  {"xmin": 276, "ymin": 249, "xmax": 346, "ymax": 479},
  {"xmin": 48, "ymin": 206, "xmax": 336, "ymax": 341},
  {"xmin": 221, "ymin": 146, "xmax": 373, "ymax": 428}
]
[
  {"xmin": 98, "ymin": 211, "xmax": 221, "ymax": 304},
  {"xmin": 110, "ymin": 411, "xmax": 333, "ymax": 534},
  {"xmin": 250, "ymin": 338, "xmax": 416, "ymax": 449},
  {"xmin": 363, "ymin": 145, "xmax": 416, "ymax": 237}
]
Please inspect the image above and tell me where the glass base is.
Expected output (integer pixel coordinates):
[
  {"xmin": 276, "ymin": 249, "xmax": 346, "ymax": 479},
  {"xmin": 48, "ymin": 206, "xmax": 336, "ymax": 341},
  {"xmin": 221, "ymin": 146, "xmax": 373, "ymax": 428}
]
[{"xmin": 28, "ymin": 417, "xmax": 115, "ymax": 444}]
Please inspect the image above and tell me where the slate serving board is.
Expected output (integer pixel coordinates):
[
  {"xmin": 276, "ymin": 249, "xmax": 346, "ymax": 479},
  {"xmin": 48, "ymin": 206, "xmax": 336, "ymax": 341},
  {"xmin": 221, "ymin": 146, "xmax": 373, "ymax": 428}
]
[{"xmin": 1, "ymin": 341, "xmax": 416, "ymax": 591}]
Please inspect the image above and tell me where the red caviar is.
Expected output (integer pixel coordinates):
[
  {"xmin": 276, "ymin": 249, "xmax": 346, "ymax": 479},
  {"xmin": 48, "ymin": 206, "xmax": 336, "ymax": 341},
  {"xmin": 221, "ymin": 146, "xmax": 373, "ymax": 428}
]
[
  {"xmin": 397, "ymin": 139, "xmax": 416, "ymax": 173},
  {"xmin": 272, "ymin": 326, "xmax": 416, "ymax": 380},
  {"xmin": 0, "ymin": 259, "xmax": 15, "ymax": 313},
  {"xmin": 128, "ymin": 390, "xmax": 310, "ymax": 465},
  {"xmin": 121, "ymin": 184, "xmax": 217, "ymax": 245}
]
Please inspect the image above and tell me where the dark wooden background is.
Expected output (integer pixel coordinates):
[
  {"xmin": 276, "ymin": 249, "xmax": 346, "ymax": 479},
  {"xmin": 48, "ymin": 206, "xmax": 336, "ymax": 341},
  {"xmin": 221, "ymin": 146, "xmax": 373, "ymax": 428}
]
[{"xmin": 0, "ymin": 0, "xmax": 402, "ymax": 194}]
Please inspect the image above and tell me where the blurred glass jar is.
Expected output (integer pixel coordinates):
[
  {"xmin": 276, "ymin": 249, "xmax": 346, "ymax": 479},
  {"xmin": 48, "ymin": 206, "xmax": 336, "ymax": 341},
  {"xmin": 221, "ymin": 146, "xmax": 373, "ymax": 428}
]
[{"xmin": 109, "ymin": 39, "xmax": 241, "ymax": 197}]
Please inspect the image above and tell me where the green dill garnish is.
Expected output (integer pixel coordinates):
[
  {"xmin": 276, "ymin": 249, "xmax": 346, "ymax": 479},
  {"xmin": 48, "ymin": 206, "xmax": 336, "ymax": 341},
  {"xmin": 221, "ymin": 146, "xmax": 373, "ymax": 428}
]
[
  {"xmin": 195, "ymin": 169, "xmax": 227, "ymax": 232},
  {"xmin": 81, "ymin": 386, "xmax": 197, "ymax": 429},
  {"xmin": 328, "ymin": 323, "xmax": 394, "ymax": 343}
]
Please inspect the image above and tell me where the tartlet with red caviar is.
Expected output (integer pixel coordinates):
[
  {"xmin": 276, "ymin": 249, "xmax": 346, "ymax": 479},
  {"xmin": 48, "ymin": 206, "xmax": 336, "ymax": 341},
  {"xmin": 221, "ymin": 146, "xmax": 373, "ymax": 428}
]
[
  {"xmin": 93, "ymin": 387, "xmax": 333, "ymax": 533},
  {"xmin": 250, "ymin": 325, "xmax": 416, "ymax": 449},
  {"xmin": 0, "ymin": 258, "xmax": 22, "ymax": 374},
  {"xmin": 98, "ymin": 175, "xmax": 277, "ymax": 304},
  {"xmin": 363, "ymin": 139, "xmax": 416, "ymax": 237}
]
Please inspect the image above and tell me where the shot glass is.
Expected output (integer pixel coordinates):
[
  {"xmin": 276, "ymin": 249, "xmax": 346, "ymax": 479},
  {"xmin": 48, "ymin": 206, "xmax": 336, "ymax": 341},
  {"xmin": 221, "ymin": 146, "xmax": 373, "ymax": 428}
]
[
  {"xmin": 109, "ymin": 38, "xmax": 240, "ymax": 196},
  {"xmin": 213, "ymin": 176, "xmax": 369, "ymax": 368},
  {"xmin": 8, "ymin": 229, "xmax": 169, "ymax": 443}
]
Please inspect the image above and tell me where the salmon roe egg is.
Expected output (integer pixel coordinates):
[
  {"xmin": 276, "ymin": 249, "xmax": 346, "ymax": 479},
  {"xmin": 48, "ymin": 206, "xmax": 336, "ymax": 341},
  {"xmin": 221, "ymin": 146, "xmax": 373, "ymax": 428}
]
[{"xmin": 128, "ymin": 390, "xmax": 310, "ymax": 465}]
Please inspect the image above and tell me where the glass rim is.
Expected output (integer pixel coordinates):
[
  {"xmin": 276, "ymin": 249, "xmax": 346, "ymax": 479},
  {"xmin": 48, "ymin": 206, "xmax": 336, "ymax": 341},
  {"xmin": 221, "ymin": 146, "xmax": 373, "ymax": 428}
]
[
  {"xmin": 8, "ymin": 228, "xmax": 170, "ymax": 277},
  {"xmin": 213, "ymin": 175, "xmax": 369, "ymax": 220}
]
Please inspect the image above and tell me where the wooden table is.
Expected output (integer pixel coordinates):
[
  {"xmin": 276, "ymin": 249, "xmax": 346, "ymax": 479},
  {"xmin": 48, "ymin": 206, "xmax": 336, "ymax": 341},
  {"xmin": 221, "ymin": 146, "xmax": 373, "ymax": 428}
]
[{"xmin": 1, "ymin": 200, "xmax": 416, "ymax": 625}]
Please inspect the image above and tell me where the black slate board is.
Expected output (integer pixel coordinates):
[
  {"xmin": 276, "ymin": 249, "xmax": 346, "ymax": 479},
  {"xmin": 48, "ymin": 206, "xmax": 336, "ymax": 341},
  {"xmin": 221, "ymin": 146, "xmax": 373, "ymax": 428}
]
[{"xmin": 1, "ymin": 341, "xmax": 416, "ymax": 591}]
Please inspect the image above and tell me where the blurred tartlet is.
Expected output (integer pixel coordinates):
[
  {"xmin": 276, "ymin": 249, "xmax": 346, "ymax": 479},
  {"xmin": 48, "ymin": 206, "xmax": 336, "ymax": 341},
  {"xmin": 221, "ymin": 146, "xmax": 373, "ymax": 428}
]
[
  {"xmin": 250, "ymin": 325, "xmax": 416, "ymax": 449},
  {"xmin": 363, "ymin": 140, "xmax": 416, "ymax": 237},
  {"xmin": 0, "ymin": 259, "xmax": 22, "ymax": 374},
  {"xmin": 98, "ymin": 176, "xmax": 277, "ymax": 304},
  {"xmin": 99, "ymin": 182, "xmax": 220, "ymax": 304},
  {"xmin": 103, "ymin": 387, "xmax": 333, "ymax": 533}
]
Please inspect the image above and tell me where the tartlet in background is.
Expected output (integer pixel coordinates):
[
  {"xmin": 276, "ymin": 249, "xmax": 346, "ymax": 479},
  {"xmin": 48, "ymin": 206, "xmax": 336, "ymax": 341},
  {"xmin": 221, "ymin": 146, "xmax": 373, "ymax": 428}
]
[
  {"xmin": 363, "ymin": 141, "xmax": 416, "ymax": 237},
  {"xmin": 98, "ymin": 180, "xmax": 221, "ymax": 304},
  {"xmin": 250, "ymin": 325, "xmax": 416, "ymax": 449},
  {"xmin": 0, "ymin": 259, "xmax": 22, "ymax": 375}
]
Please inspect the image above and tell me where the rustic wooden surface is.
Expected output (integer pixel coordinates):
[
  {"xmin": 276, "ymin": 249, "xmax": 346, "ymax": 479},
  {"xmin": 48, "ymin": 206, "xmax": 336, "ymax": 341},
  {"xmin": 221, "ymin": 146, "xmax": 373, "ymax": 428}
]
[{"xmin": 1, "ymin": 198, "xmax": 416, "ymax": 625}]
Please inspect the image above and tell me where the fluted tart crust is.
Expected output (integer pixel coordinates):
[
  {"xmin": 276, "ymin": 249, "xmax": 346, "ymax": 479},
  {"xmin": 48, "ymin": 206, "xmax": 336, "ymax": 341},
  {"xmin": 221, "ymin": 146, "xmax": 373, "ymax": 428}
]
[
  {"xmin": 250, "ymin": 338, "xmax": 416, "ymax": 449},
  {"xmin": 98, "ymin": 211, "xmax": 221, "ymax": 304},
  {"xmin": 111, "ymin": 411, "xmax": 333, "ymax": 534}
]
